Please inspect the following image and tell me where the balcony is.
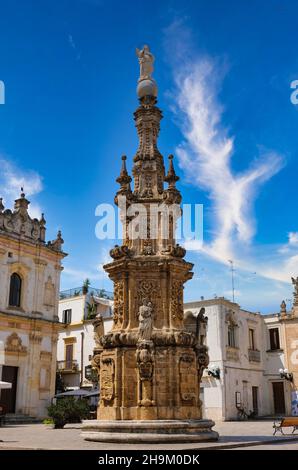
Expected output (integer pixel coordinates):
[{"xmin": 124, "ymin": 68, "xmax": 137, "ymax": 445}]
[
  {"xmin": 57, "ymin": 360, "xmax": 79, "ymax": 373},
  {"xmin": 248, "ymin": 349, "xmax": 261, "ymax": 363},
  {"xmin": 226, "ymin": 347, "xmax": 240, "ymax": 362}
]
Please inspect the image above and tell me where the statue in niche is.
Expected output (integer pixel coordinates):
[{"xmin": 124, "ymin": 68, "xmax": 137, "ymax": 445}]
[
  {"xmin": 44, "ymin": 276, "xmax": 55, "ymax": 307},
  {"xmin": 136, "ymin": 341, "xmax": 154, "ymax": 406},
  {"xmin": 138, "ymin": 298, "xmax": 153, "ymax": 340}
]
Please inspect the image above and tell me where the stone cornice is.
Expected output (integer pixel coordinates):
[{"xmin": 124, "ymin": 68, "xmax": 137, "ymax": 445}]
[
  {"xmin": 184, "ymin": 298, "xmax": 240, "ymax": 310},
  {"xmin": 0, "ymin": 232, "xmax": 67, "ymax": 260},
  {"xmin": 0, "ymin": 310, "xmax": 60, "ymax": 327}
]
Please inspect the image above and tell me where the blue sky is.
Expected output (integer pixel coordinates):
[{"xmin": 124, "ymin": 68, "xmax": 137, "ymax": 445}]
[{"xmin": 0, "ymin": 0, "xmax": 297, "ymax": 313}]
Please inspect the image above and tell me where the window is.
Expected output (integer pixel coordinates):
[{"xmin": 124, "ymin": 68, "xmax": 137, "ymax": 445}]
[
  {"xmin": 228, "ymin": 325, "xmax": 236, "ymax": 348},
  {"xmin": 62, "ymin": 309, "xmax": 72, "ymax": 324},
  {"xmin": 249, "ymin": 329, "xmax": 255, "ymax": 350},
  {"xmin": 9, "ymin": 273, "xmax": 22, "ymax": 307},
  {"xmin": 269, "ymin": 328, "xmax": 280, "ymax": 350}
]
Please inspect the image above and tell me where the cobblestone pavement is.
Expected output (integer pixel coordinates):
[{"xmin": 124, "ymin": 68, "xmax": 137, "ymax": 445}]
[{"xmin": 0, "ymin": 420, "xmax": 298, "ymax": 450}]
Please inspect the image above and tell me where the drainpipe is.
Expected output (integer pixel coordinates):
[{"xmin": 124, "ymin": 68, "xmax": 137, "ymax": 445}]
[{"xmin": 80, "ymin": 332, "xmax": 84, "ymax": 387}]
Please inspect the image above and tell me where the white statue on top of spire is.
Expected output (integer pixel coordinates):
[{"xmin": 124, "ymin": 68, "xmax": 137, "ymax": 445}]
[{"xmin": 136, "ymin": 45, "xmax": 155, "ymax": 81}]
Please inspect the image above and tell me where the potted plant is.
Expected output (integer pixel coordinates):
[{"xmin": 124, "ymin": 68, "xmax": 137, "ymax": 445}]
[
  {"xmin": 47, "ymin": 397, "xmax": 90, "ymax": 429},
  {"xmin": 82, "ymin": 278, "xmax": 90, "ymax": 295}
]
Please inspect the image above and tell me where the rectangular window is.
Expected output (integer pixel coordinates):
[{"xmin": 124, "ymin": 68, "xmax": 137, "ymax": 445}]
[
  {"xmin": 62, "ymin": 309, "xmax": 72, "ymax": 324},
  {"xmin": 269, "ymin": 328, "xmax": 280, "ymax": 350},
  {"xmin": 228, "ymin": 326, "xmax": 236, "ymax": 348},
  {"xmin": 249, "ymin": 329, "xmax": 255, "ymax": 350}
]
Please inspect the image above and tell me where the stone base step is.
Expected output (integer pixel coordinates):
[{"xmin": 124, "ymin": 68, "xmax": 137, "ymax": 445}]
[{"xmin": 4, "ymin": 414, "xmax": 42, "ymax": 424}]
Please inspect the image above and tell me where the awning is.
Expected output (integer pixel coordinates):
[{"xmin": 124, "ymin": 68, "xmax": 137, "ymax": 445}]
[
  {"xmin": 84, "ymin": 389, "xmax": 100, "ymax": 397},
  {"xmin": 54, "ymin": 389, "xmax": 91, "ymax": 398},
  {"xmin": 0, "ymin": 381, "xmax": 12, "ymax": 390}
]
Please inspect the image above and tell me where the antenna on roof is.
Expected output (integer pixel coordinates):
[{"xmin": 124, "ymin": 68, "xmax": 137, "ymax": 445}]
[{"xmin": 228, "ymin": 260, "xmax": 235, "ymax": 303}]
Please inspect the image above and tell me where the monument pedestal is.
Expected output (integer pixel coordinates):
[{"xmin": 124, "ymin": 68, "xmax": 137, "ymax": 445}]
[{"xmin": 81, "ymin": 419, "xmax": 218, "ymax": 443}]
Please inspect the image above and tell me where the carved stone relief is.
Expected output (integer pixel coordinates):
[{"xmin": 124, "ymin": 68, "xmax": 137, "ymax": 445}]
[
  {"xmin": 100, "ymin": 357, "xmax": 115, "ymax": 403},
  {"xmin": 113, "ymin": 280, "xmax": 124, "ymax": 326},
  {"xmin": 171, "ymin": 279, "xmax": 184, "ymax": 321},
  {"xmin": 5, "ymin": 332, "xmax": 27, "ymax": 354},
  {"xmin": 179, "ymin": 354, "xmax": 197, "ymax": 402}
]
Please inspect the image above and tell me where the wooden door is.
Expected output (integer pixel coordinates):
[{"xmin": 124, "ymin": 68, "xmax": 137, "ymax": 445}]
[
  {"xmin": 65, "ymin": 344, "xmax": 73, "ymax": 369},
  {"xmin": 1, "ymin": 366, "xmax": 18, "ymax": 413},
  {"xmin": 252, "ymin": 386, "xmax": 258, "ymax": 415},
  {"xmin": 272, "ymin": 382, "xmax": 285, "ymax": 415}
]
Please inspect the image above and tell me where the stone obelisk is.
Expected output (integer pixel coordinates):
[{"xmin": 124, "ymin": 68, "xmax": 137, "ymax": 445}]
[{"xmin": 81, "ymin": 46, "xmax": 218, "ymax": 442}]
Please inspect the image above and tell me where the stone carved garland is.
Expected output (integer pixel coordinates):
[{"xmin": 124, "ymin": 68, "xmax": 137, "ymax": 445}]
[{"xmin": 113, "ymin": 280, "xmax": 124, "ymax": 326}]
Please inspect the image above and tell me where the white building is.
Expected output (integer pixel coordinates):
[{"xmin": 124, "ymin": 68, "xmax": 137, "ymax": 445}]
[
  {"xmin": 184, "ymin": 298, "xmax": 292, "ymax": 421},
  {"xmin": 57, "ymin": 287, "xmax": 113, "ymax": 390}
]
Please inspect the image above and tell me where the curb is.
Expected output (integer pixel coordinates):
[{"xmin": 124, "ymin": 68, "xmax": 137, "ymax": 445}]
[{"xmin": 192, "ymin": 435, "xmax": 298, "ymax": 450}]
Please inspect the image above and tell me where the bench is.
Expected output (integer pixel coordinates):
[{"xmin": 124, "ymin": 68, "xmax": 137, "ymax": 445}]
[{"xmin": 273, "ymin": 417, "xmax": 298, "ymax": 435}]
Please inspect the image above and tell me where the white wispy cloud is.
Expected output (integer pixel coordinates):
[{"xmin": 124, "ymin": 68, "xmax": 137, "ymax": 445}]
[
  {"xmin": 289, "ymin": 232, "xmax": 298, "ymax": 245},
  {"xmin": 165, "ymin": 22, "xmax": 297, "ymax": 292},
  {"xmin": 0, "ymin": 156, "xmax": 43, "ymax": 218},
  {"xmin": 67, "ymin": 34, "xmax": 81, "ymax": 61}
]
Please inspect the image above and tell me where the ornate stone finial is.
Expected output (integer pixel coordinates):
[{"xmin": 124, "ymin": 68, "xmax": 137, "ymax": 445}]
[
  {"xmin": 50, "ymin": 230, "xmax": 64, "ymax": 251},
  {"xmin": 14, "ymin": 189, "xmax": 30, "ymax": 214},
  {"xmin": 0, "ymin": 197, "xmax": 4, "ymax": 213},
  {"xmin": 136, "ymin": 45, "xmax": 157, "ymax": 99},
  {"xmin": 40, "ymin": 213, "xmax": 46, "ymax": 226},
  {"xmin": 39, "ymin": 213, "xmax": 46, "ymax": 242},
  {"xmin": 280, "ymin": 300, "xmax": 287, "ymax": 317},
  {"xmin": 116, "ymin": 155, "xmax": 132, "ymax": 187},
  {"xmin": 165, "ymin": 155, "xmax": 179, "ymax": 188}
]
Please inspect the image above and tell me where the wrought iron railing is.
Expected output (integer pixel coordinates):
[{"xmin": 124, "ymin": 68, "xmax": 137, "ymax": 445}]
[
  {"xmin": 248, "ymin": 349, "xmax": 261, "ymax": 362},
  {"xmin": 59, "ymin": 287, "xmax": 113, "ymax": 300},
  {"xmin": 57, "ymin": 360, "xmax": 79, "ymax": 372}
]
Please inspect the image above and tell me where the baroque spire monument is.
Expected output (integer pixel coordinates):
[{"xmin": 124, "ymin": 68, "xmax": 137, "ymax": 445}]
[{"xmin": 82, "ymin": 46, "xmax": 218, "ymax": 442}]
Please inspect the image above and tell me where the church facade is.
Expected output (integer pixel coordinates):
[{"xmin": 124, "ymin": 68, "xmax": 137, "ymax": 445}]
[{"xmin": 0, "ymin": 192, "xmax": 66, "ymax": 418}]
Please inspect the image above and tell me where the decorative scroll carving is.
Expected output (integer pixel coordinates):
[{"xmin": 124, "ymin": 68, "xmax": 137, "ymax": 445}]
[
  {"xmin": 161, "ymin": 244, "xmax": 185, "ymax": 258},
  {"xmin": 100, "ymin": 357, "xmax": 115, "ymax": 403},
  {"xmin": 113, "ymin": 280, "xmax": 124, "ymax": 326},
  {"xmin": 179, "ymin": 354, "xmax": 197, "ymax": 402},
  {"xmin": 110, "ymin": 244, "xmax": 130, "ymax": 260},
  {"xmin": 171, "ymin": 279, "xmax": 184, "ymax": 321},
  {"xmin": 136, "ymin": 340, "xmax": 154, "ymax": 406},
  {"xmin": 5, "ymin": 332, "xmax": 27, "ymax": 354}
]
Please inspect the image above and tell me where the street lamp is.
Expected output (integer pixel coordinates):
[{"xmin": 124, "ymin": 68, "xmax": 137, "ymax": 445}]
[
  {"xmin": 279, "ymin": 368, "xmax": 293, "ymax": 381},
  {"xmin": 207, "ymin": 364, "xmax": 220, "ymax": 379}
]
